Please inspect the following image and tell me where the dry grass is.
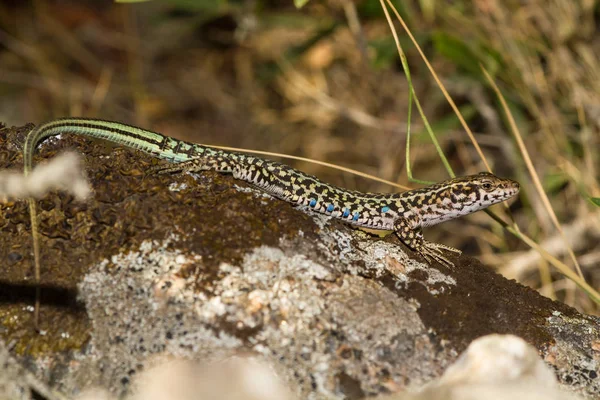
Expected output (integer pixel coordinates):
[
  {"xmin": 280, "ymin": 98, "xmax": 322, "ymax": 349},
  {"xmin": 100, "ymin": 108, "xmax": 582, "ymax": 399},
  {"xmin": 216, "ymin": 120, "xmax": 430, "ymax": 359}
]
[
  {"xmin": 0, "ymin": 1, "xmax": 597, "ymax": 312},
  {"xmin": 428, "ymin": 1, "xmax": 600, "ymax": 309}
]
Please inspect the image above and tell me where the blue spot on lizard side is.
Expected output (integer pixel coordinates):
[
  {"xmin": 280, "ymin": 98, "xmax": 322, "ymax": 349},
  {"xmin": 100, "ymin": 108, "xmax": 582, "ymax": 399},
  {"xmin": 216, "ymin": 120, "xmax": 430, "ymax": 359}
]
[{"xmin": 309, "ymin": 199, "xmax": 317, "ymax": 207}]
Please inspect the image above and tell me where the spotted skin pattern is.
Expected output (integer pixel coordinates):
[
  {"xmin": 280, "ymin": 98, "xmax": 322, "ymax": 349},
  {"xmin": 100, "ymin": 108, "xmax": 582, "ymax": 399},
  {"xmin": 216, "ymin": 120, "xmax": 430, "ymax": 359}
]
[{"xmin": 25, "ymin": 118, "xmax": 521, "ymax": 267}]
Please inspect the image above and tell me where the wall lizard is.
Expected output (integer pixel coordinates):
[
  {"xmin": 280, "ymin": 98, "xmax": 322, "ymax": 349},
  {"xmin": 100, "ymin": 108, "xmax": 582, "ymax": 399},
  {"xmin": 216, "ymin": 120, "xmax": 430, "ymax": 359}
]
[{"xmin": 24, "ymin": 118, "xmax": 520, "ymax": 268}]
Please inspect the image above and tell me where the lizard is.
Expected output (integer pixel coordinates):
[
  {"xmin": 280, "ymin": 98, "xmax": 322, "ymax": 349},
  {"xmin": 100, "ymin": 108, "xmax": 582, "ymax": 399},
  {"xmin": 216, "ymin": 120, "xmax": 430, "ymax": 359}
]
[{"xmin": 24, "ymin": 117, "xmax": 520, "ymax": 268}]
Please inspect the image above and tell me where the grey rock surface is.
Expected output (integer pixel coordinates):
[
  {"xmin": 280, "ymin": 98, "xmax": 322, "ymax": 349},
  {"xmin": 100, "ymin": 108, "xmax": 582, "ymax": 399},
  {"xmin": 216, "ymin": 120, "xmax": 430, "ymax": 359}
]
[{"xmin": 1, "ymin": 124, "xmax": 599, "ymax": 399}]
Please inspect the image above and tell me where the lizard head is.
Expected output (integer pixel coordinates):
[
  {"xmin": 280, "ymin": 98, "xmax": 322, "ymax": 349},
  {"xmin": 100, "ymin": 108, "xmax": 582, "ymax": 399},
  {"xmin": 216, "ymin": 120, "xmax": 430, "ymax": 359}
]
[
  {"xmin": 414, "ymin": 172, "xmax": 520, "ymax": 228},
  {"xmin": 447, "ymin": 172, "xmax": 520, "ymax": 210}
]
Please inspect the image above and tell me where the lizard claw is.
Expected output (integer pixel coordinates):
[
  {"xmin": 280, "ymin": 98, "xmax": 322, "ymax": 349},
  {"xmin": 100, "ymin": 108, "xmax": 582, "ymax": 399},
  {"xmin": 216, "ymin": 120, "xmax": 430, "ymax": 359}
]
[
  {"xmin": 418, "ymin": 241, "xmax": 461, "ymax": 268},
  {"xmin": 425, "ymin": 241, "xmax": 462, "ymax": 255}
]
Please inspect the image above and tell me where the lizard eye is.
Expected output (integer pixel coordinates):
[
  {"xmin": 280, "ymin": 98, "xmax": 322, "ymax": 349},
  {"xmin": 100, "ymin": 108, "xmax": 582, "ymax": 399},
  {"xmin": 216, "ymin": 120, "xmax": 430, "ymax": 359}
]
[{"xmin": 482, "ymin": 181, "xmax": 493, "ymax": 190}]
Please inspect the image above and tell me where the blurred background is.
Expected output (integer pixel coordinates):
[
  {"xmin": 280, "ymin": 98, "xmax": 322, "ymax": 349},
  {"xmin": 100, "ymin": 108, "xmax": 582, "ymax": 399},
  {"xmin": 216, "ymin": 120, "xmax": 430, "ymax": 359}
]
[{"xmin": 0, "ymin": 0, "xmax": 598, "ymax": 313}]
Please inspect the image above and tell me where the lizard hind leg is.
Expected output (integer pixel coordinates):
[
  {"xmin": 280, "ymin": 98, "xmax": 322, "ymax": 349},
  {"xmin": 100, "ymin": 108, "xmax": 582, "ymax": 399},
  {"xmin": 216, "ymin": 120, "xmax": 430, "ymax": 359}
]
[{"xmin": 149, "ymin": 158, "xmax": 207, "ymax": 175}]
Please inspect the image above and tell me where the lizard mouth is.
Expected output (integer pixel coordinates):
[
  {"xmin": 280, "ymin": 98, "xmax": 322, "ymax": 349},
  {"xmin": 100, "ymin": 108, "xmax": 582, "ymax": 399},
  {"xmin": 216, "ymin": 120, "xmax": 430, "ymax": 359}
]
[{"xmin": 502, "ymin": 180, "xmax": 520, "ymax": 201}]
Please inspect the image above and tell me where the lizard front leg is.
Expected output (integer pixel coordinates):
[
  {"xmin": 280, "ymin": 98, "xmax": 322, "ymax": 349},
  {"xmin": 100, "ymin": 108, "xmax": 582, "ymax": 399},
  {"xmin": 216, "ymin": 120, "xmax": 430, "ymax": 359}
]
[{"xmin": 393, "ymin": 215, "xmax": 461, "ymax": 268}]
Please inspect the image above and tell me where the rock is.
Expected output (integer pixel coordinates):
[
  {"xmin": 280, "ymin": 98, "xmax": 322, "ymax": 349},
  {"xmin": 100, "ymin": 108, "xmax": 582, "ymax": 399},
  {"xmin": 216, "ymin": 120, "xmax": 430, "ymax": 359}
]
[
  {"xmin": 376, "ymin": 334, "xmax": 582, "ymax": 400},
  {"xmin": 74, "ymin": 356, "xmax": 294, "ymax": 400},
  {"xmin": 1, "ymin": 123, "xmax": 599, "ymax": 399},
  {"xmin": 0, "ymin": 339, "xmax": 31, "ymax": 400}
]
